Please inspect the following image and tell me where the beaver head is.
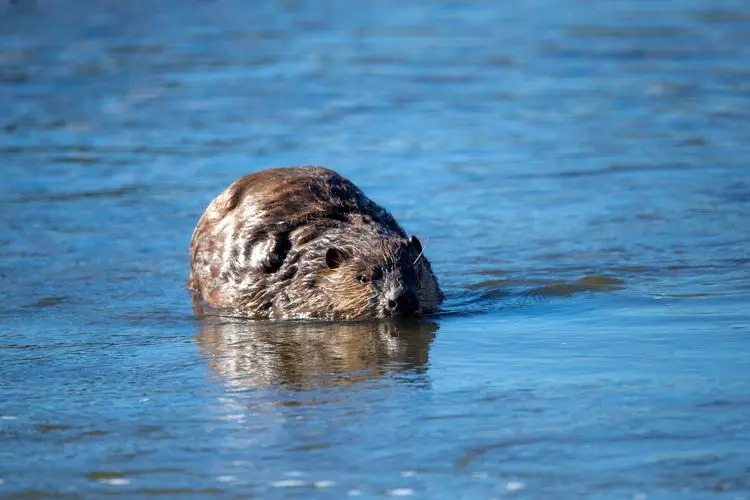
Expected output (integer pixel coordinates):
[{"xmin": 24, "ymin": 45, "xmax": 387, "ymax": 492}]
[{"xmin": 301, "ymin": 233, "xmax": 443, "ymax": 320}]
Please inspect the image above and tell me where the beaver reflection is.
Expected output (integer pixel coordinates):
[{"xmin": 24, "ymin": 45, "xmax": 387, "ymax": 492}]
[{"xmin": 196, "ymin": 317, "xmax": 437, "ymax": 390}]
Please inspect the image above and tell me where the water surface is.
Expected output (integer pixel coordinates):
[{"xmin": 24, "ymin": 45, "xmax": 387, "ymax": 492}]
[{"xmin": 1, "ymin": 0, "xmax": 749, "ymax": 498}]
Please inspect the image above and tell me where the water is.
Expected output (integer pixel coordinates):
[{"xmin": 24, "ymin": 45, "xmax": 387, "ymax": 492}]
[{"xmin": 1, "ymin": 0, "xmax": 749, "ymax": 497}]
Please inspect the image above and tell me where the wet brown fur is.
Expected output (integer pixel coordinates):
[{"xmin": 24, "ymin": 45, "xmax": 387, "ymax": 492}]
[{"xmin": 188, "ymin": 166, "xmax": 443, "ymax": 320}]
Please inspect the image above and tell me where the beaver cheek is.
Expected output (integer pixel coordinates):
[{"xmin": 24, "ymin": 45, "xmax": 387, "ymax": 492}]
[
  {"xmin": 368, "ymin": 294, "xmax": 382, "ymax": 318},
  {"xmin": 373, "ymin": 293, "xmax": 390, "ymax": 318}
]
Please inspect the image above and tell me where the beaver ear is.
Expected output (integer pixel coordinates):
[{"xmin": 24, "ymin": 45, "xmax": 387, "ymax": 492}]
[
  {"xmin": 325, "ymin": 247, "xmax": 347, "ymax": 269},
  {"xmin": 409, "ymin": 235, "xmax": 423, "ymax": 254}
]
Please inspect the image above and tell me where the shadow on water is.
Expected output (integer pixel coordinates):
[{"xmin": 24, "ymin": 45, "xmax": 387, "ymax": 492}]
[
  {"xmin": 196, "ymin": 315, "xmax": 438, "ymax": 391},
  {"xmin": 489, "ymin": 274, "xmax": 624, "ymax": 298},
  {"xmin": 438, "ymin": 272, "xmax": 626, "ymax": 318}
]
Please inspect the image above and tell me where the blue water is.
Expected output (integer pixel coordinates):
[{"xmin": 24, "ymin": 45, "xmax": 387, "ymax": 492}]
[{"xmin": 1, "ymin": 0, "xmax": 749, "ymax": 498}]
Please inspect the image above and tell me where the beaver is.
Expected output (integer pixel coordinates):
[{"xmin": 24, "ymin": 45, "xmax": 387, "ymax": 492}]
[{"xmin": 188, "ymin": 166, "xmax": 443, "ymax": 320}]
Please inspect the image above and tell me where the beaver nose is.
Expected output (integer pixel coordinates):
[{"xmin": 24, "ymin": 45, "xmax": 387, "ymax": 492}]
[{"xmin": 386, "ymin": 286, "xmax": 419, "ymax": 315}]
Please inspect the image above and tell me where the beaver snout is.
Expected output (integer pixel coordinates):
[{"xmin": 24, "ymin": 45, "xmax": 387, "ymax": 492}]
[{"xmin": 385, "ymin": 286, "xmax": 419, "ymax": 316}]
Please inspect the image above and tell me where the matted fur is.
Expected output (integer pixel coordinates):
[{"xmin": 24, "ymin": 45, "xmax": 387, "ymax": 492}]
[{"xmin": 188, "ymin": 166, "xmax": 443, "ymax": 320}]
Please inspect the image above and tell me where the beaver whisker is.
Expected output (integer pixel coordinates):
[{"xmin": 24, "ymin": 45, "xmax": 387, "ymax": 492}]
[{"xmin": 413, "ymin": 248, "xmax": 425, "ymax": 266}]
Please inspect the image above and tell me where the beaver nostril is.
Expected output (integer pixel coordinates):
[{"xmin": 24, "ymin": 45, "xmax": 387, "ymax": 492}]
[{"xmin": 386, "ymin": 289, "xmax": 418, "ymax": 315}]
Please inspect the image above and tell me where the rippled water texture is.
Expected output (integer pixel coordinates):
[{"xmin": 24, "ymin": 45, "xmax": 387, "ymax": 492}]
[{"xmin": 1, "ymin": 0, "xmax": 749, "ymax": 498}]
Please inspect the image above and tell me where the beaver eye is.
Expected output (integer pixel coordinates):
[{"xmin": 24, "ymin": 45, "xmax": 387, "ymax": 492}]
[{"xmin": 358, "ymin": 275, "xmax": 370, "ymax": 284}]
